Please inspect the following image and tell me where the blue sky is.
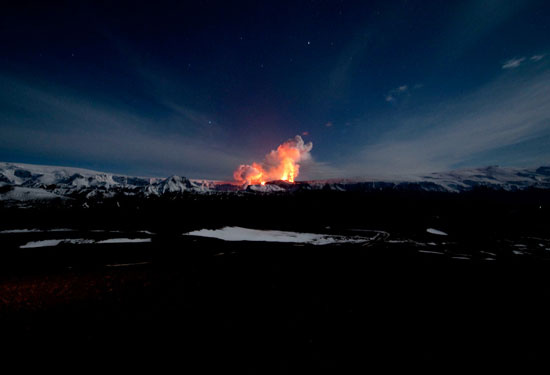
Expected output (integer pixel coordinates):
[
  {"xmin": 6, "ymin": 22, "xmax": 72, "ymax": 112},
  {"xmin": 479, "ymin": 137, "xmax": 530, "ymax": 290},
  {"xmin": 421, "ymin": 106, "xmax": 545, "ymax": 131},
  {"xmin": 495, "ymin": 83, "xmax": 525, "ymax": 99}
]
[{"xmin": 1, "ymin": 0, "xmax": 549, "ymax": 179}]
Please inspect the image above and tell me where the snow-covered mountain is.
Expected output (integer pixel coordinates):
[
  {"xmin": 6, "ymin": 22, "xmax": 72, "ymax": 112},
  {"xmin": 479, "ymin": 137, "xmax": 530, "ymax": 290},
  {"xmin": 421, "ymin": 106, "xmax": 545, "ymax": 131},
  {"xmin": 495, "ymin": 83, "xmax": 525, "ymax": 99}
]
[
  {"xmin": 0, "ymin": 162, "xmax": 213, "ymax": 202},
  {"xmin": 305, "ymin": 165, "xmax": 550, "ymax": 193},
  {"xmin": 1, "ymin": 162, "xmax": 549, "ymax": 203}
]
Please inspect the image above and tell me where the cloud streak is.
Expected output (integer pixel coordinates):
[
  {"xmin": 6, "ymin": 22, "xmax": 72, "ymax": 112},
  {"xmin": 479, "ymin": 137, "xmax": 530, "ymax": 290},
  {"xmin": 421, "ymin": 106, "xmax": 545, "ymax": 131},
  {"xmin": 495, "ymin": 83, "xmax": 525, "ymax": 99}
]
[
  {"xmin": 502, "ymin": 54, "xmax": 546, "ymax": 69},
  {"xmin": 385, "ymin": 85, "xmax": 408, "ymax": 102},
  {"xmin": 502, "ymin": 57, "xmax": 526, "ymax": 69},
  {"xmin": 340, "ymin": 66, "xmax": 550, "ymax": 177},
  {"xmin": 0, "ymin": 75, "xmax": 245, "ymax": 179}
]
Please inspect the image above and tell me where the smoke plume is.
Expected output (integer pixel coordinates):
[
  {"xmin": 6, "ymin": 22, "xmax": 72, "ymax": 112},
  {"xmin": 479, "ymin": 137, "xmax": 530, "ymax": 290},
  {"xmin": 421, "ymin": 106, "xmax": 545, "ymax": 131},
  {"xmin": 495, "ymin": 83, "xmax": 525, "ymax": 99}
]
[{"xmin": 234, "ymin": 135, "xmax": 313, "ymax": 185}]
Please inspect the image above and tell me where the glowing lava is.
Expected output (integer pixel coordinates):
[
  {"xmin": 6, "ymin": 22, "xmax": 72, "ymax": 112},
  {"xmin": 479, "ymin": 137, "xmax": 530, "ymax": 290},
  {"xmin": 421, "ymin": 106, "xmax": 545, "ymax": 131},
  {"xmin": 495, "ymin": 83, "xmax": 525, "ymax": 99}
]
[{"xmin": 233, "ymin": 135, "xmax": 313, "ymax": 185}]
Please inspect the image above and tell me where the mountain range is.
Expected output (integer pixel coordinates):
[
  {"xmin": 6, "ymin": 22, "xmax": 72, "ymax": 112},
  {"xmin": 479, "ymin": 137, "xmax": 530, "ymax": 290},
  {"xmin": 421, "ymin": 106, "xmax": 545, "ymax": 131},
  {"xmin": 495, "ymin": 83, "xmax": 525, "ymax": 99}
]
[{"xmin": 1, "ymin": 162, "xmax": 549, "ymax": 203}]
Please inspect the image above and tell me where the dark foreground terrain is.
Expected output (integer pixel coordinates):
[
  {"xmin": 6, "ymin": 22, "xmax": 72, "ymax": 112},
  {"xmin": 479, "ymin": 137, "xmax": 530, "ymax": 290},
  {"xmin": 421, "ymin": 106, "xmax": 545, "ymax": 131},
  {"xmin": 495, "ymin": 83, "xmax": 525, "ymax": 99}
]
[{"xmin": 0, "ymin": 189, "xmax": 549, "ymax": 371}]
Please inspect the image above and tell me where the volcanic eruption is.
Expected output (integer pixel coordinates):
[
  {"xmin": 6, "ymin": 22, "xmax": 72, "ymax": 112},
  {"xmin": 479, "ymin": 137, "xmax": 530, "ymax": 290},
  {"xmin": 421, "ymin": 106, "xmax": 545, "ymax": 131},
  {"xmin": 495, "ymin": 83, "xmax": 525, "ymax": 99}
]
[{"xmin": 233, "ymin": 135, "xmax": 313, "ymax": 185}]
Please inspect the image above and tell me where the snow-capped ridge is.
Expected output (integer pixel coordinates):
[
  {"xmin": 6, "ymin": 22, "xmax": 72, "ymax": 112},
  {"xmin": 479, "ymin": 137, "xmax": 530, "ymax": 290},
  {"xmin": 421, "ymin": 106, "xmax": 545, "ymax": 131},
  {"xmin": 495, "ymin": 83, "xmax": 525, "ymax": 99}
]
[{"xmin": 1, "ymin": 162, "xmax": 550, "ymax": 203}]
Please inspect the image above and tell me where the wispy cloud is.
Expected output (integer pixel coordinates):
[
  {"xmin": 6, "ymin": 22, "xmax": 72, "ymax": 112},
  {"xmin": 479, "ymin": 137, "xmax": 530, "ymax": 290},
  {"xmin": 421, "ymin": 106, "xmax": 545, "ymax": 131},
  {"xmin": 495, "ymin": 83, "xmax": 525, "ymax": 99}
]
[
  {"xmin": 385, "ymin": 84, "xmax": 424, "ymax": 103},
  {"xmin": 340, "ymin": 67, "xmax": 550, "ymax": 177},
  {"xmin": 385, "ymin": 85, "xmax": 408, "ymax": 102},
  {"xmin": 502, "ymin": 57, "xmax": 526, "ymax": 69},
  {"xmin": 328, "ymin": 34, "xmax": 370, "ymax": 93},
  {"xmin": 501, "ymin": 53, "xmax": 546, "ymax": 70},
  {"xmin": 0, "ymin": 75, "xmax": 245, "ymax": 179}
]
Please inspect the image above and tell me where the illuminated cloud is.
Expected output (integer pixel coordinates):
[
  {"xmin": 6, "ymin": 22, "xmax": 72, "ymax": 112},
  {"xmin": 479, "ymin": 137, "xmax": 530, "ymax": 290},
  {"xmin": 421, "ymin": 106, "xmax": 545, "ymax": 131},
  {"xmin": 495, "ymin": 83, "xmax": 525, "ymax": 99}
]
[
  {"xmin": 385, "ymin": 85, "xmax": 408, "ymax": 102},
  {"xmin": 502, "ymin": 57, "xmax": 525, "ymax": 69}
]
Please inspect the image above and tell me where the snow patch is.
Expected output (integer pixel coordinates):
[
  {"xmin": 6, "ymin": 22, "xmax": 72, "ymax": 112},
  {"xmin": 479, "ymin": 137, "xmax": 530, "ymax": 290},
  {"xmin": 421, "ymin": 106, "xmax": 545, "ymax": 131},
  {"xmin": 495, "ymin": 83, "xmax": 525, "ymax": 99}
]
[
  {"xmin": 184, "ymin": 226, "xmax": 370, "ymax": 245},
  {"xmin": 247, "ymin": 184, "xmax": 285, "ymax": 193},
  {"xmin": 0, "ymin": 186, "xmax": 65, "ymax": 201},
  {"xmin": 19, "ymin": 237, "xmax": 149, "ymax": 248},
  {"xmin": 1, "ymin": 228, "xmax": 77, "ymax": 234},
  {"xmin": 418, "ymin": 249, "xmax": 445, "ymax": 255},
  {"xmin": 512, "ymin": 250, "xmax": 525, "ymax": 255},
  {"xmin": 1, "ymin": 229, "xmax": 42, "ymax": 234},
  {"xmin": 480, "ymin": 250, "xmax": 496, "ymax": 256},
  {"xmin": 96, "ymin": 238, "xmax": 151, "ymax": 244},
  {"xmin": 105, "ymin": 261, "xmax": 151, "ymax": 267},
  {"xmin": 19, "ymin": 238, "xmax": 94, "ymax": 248},
  {"xmin": 20, "ymin": 239, "xmax": 64, "ymax": 248},
  {"xmin": 426, "ymin": 228, "xmax": 448, "ymax": 236}
]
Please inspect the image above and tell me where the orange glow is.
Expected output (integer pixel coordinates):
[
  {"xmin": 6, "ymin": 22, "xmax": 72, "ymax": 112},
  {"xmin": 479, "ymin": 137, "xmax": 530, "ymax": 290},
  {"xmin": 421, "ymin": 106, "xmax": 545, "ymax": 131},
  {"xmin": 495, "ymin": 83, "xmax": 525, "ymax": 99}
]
[
  {"xmin": 280, "ymin": 157, "xmax": 296, "ymax": 182},
  {"xmin": 233, "ymin": 135, "xmax": 313, "ymax": 185}
]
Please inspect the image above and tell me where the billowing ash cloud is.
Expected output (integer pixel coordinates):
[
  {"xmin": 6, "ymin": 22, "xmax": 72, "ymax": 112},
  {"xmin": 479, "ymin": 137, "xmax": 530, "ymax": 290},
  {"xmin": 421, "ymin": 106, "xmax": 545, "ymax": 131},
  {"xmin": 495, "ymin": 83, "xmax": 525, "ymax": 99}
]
[{"xmin": 234, "ymin": 135, "xmax": 313, "ymax": 185}]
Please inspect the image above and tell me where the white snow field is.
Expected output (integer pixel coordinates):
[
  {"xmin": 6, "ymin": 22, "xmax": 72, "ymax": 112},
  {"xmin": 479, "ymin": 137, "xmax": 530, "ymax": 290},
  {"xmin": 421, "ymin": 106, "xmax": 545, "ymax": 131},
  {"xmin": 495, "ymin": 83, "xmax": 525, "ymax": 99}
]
[
  {"xmin": 20, "ymin": 238, "xmax": 95, "ymax": 248},
  {"xmin": 20, "ymin": 239, "xmax": 65, "ymax": 248},
  {"xmin": 0, "ymin": 228, "xmax": 75, "ymax": 234},
  {"xmin": 426, "ymin": 228, "xmax": 448, "ymax": 236},
  {"xmin": 96, "ymin": 238, "xmax": 152, "ymax": 244},
  {"xmin": 0, "ymin": 229, "xmax": 43, "ymax": 234},
  {"xmin": 19, "ymin": 237, "xmax": 151, "ymax": 248},
  {"xmin": 184, "ymin": 226, "xmax": 370, "ymax": 245}
]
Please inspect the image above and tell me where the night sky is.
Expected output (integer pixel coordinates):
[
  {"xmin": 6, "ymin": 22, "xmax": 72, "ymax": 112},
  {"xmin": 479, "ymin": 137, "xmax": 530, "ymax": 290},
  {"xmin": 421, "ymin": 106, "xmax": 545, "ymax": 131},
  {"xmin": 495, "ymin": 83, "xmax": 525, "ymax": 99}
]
[{"xmin": 1, "ymin": 0, "xmax": 550, "ymax": 180}]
